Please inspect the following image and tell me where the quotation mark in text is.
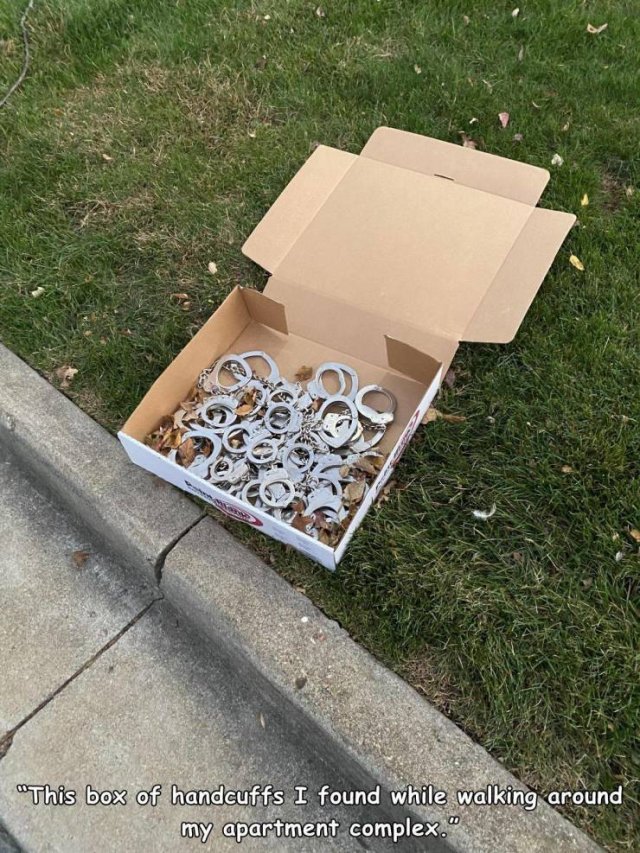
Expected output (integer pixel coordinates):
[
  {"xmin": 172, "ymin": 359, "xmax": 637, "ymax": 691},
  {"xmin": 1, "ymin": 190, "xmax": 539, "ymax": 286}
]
[{"xmin": 439, "ymin": 815, "xmax": 460, "ymax": 838}]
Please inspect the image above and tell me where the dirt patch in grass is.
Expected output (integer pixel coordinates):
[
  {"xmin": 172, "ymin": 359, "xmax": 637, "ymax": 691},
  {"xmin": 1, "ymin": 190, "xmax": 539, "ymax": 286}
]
[
  {"xmin": 61, "ymin": 189, "xmax": 157, "ymax": 230},
  {"xmin": 49, "ymin": 59, "xmax": 277, "ymax": 163},
  {"xmin": 402, "ymin": 652, "xmax": 460, "ymax": 717},
  {"xmin": 601, "ymin": 171, "xmax": 633, "ymax": 212}
]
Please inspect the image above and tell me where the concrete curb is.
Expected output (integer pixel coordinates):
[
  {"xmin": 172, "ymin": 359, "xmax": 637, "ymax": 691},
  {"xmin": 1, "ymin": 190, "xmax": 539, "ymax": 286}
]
[
  {"xmin": 0, "ymin": 346, "xmax": 203, "ymax": 583},
  {"xmin": 0, "ymin": 344, "xmax": 600, "ymax": 853}
]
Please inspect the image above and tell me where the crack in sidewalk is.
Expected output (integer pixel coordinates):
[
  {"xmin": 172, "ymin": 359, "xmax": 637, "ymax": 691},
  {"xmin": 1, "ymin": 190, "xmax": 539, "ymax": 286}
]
[
  {"xmin": 154, "ymin": 510, "xmax": 207, "ymax": 584},
  {"xmin": 0, "ymin": 597, "xmax": 161, "ymax": 761}
]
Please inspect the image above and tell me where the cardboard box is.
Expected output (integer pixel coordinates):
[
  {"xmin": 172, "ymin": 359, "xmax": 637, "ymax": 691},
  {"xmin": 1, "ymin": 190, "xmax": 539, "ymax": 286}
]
[{"xmin": 118, "ymin": 127, "xmax": 575, "ymax": 569}]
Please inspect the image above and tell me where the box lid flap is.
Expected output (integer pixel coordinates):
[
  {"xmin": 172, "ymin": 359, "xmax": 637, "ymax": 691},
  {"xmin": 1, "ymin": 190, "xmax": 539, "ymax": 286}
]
[
  {"xmin": 242, "ymin": 145, "xmax": 356, "ymax": 273},
  {"xmin": 361, "ymin": 126, "xmax": 550, "ymax": 205},
  {"xmin": 464, "ymin": 207, "xmax": 576, "ymax": 342},
  {"xmin": 243, "ymin": 130, "xmax": 574, "ymax": 345}
]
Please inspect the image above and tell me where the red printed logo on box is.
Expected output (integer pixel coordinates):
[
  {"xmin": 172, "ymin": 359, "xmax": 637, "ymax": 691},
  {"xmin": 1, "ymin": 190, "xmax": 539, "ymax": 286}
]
[{"xmin": 212, "ymin": 498, "xmax": 263, "ymax": 527}]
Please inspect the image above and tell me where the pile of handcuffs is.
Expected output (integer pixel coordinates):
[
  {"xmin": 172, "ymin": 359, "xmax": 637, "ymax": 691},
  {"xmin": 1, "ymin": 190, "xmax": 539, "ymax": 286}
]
[{"xmin": 167, "ymin": 351, "xmax": 397, "ymax": 538}]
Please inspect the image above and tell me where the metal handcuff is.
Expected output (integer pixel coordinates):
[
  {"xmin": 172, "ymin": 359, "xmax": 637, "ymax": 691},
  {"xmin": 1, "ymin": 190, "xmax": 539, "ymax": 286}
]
[{"xmin": 169, "ymin": 353, "xmax": 396, "ymax": 533}]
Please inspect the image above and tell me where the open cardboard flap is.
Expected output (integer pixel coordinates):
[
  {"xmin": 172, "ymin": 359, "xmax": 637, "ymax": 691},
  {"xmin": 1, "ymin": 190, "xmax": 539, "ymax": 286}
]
[{"xmin": 243, "ymin": 127, "xmax": 576, "ymax": 355}]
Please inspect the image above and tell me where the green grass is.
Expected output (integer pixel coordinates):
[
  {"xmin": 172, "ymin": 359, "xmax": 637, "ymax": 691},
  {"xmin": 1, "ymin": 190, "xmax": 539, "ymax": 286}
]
[{"xmin": 1, "ymin": 0, "xmax": 638, "ymax": 847}]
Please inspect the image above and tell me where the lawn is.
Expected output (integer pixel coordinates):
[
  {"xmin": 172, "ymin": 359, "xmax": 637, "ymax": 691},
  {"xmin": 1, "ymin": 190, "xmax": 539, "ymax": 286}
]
[{"xmin": 0, "ymin": 0, "xmax": 638, "ymax": 847}]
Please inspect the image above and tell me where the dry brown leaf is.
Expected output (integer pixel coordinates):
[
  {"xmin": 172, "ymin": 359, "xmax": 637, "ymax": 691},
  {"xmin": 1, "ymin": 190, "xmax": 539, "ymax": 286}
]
[
  {"xmin": 329, "ymin": 526, "xmax": 343, "ymax": 546},
  {"xmin": 147, "ymin": 433, "xmax": 162, "ymax": 452},
  {"xmin": 425, "ymin": 407, "xmax": 441, "ymax": 423},
  {"xmin": 295, "ymin": 365, "xmax": 313, "ymax": 381},
  {"xmin": 312, "ymin": 511, "xmax": 332, "ymax": 531},
  {"xmin": 177, "ymin": 437, "xmax": 196, "ymax": 466},
  {"xmin": 172, "ymin": 408, "xmax": 188, "ymax": 430},
  {"xmin": 170, "ymin": 292, "xmax": 189, "ymax": 302},
  {"xmin": 377, "ymin": 479, "xmax": 397, "ymax": 505},
  {"xmin": 164, "ymin": 428, "xmax": 184, "ymax": 450},
  {"xmin": 344, "ymin": 480, "xmax": 366, "ymax": 505},
  {"xmin": 156, "ymin": 415, "xmax": 173, "ymax": 433},
  {"xmin": 569, "ymin": 254, "xmax": 585, "ymax": 271},
  {"xmin": 561, "ymin": 464, "xmax": 574, "ymax": 474},
  {"xmin": 628, "ymin": 528, "xmax": 640, "ymax": 544},
  {"xmin": 426, "ymin": 408, "xmax": 466, "ymax": 424},
  {"xmin": 353, "ymin": 458, "xmax": 377, "ymax": 476},
  {"xmin": 587, "ymin": 22, "xmax": 608, "ymax": 35},
  {"xmin": 339, "ymin": 464, "xmax": 352, "ymax": 478},
  {"xmin": 371, "ymin": 453, "xmax": 385, "ymax": 471},
  {"xmin": 459, "ymin": 132, "xmax": 477, "ymax": 149},
  {"xmin": 498, "ymin": 111, "xmax": 510, "ymax": 129},
  {"xmin": 72, "ymin": 549, "xmax": 90, "ymax": 568},
  {"xmin": 235, "ymin": 387, "xmax": 258, "ymax": 417},
  {"xmin": 54, "ymin": 365, "xmax": 78, "ymax": 388},
  {"xmin": 292, "ymin": 513, "xmax": 313, "ymax": 533}
]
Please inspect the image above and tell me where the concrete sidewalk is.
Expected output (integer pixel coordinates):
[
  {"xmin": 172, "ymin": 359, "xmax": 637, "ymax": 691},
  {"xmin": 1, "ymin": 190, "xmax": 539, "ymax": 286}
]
[{"xmin": 0, "ymin": 452, "xmax": 367, "ymax": 851}]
